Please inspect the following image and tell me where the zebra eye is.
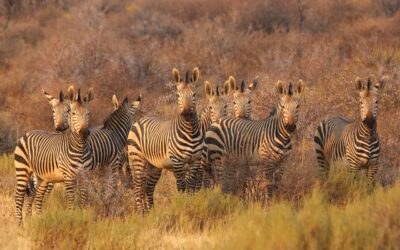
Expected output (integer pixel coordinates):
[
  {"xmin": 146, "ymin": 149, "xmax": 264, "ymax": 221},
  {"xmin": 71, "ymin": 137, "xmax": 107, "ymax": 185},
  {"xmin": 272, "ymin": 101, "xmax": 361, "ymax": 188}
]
[
  {"xmin": 233, "ymin": 101, "xmax": 237, "ymax": 105},
  {"xmin": 248, "ymin": 101, "xmax": 252, "ymax": 104},
  {"xmin": 72, "ymin": 112, "xmax": 76, "ymax": 115},
  {"xmin": 193, "ymin": 93, "xmax": 196, "ymax": 97}
]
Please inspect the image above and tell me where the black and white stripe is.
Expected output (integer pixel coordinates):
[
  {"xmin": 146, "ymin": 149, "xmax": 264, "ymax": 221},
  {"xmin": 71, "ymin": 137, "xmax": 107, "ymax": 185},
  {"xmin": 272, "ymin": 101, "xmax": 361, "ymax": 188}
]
[
  {"xmin": 201, "ymin": 80, "xmax": 305, "ymax": 200},
  {"xmin": 14, "ymin": 88, "xmax": 93, "ymax": 225},
  {"xmin": 127, "ymin": 67, "xmax": 203, "ymax": 212},
  {"xmin": 314, "ymin": 77, "xmax": 385, "ymax": 184}
]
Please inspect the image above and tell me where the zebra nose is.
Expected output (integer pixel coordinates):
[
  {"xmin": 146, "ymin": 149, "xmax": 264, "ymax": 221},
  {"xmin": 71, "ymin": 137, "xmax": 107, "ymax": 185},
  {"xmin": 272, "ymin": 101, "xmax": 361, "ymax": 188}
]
[{"xmin": 79, "ymin": 127, "xmax": 90, "ymax": 138}]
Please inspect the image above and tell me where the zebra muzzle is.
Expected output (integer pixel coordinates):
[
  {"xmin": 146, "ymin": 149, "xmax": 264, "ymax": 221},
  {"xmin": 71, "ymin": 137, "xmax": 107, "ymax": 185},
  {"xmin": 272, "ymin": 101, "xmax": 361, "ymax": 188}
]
[
  {"xmin": 79, "ymin": 128, "xmax": 90, "ymax": 138},
  {"xmin": 285, "ymin": 124, "xmax": 297, "ymax": 133}
]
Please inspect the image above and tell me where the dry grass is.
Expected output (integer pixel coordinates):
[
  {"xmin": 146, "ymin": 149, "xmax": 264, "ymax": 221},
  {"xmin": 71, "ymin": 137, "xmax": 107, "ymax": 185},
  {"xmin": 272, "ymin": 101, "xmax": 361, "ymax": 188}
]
[{"xmin": 1, "ymin": 154, "xmax": 400, "ymax": 249}]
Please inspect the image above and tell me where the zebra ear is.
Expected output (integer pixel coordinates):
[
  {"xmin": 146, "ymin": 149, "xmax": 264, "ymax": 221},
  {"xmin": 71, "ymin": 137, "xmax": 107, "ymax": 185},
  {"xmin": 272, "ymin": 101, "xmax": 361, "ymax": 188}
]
[
  {"xmin": 248, "ymin": 77, "xmax": 259, "ymax": 91},
  {"xmin": 59, "ymin": 91, "xmax": 65, "ymax": 102},
  {"xmin": 223, "ymin": 78, "xmax": 231, "ymax": 95},
  {"xmin": 376, "ymin": 76, "xmax": 387, "ymax": 90},
  {"xmin": 275, "ymin": 80, "xmax": 284, "ymax": 95},
  {"xmin": 227, "ymin": 76, "xmax": 236, "ymax": 92},
  {"xmin": 204, "ymin": 81, "xmax": 213, "ymax": 98},
  {"xmin": 296, "ymin": 79, "xmax": 305, "ymax": 95},
  {"xmin": 86, "ymin": 87, "xmax": 94, "ymax": 103},
  {"xmin": 67, "ymin": 85, "xmax": 75, "ymax": 101},
  {"xmin": 355, "ymin": 77, "xmax": 363, "ymax": 90},
  {"xmin": 112, "ymin": 95, "xmax": 119, "ymax": 109},
  {"xmin": 43, "ymin": 89, "xmax": 55, "ymax": 103},
  {"xmin": 240, "ymin": 80, "xmax": 245, "ymax": 93},
  {"xmin": 132, "ymin": 94, "xmax": 142, "ymax": 109},
  {"xmin": 172, "ymin": 68, "xmax": 181, "ymax": 83},
  {"xmin": 191, "ymin": 67, "xmax": 200, "ymax": 83}
]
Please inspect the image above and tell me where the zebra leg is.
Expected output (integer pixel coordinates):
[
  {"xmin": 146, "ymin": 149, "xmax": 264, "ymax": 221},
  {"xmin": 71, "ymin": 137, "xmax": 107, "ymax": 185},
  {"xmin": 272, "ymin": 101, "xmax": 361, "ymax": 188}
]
[
  {"xmin": 25, "ymin": 176, "xmax": 36, "ymax": 217},
  {"xmin": 208, "ymin": 151, "xmax": 224, "ymax": 188},
  {"xmin": 171, "ymin": 158, "xmax": 186, "ymax": 192},
  {"xmin": 130, "ymin": 154, "xmax": 147, "ymax": 213},
  {"xmin": 187, "ymin": 160, "xmax": 201, "ymax": 193},
  {"xmin": 124, "ymin": 161, "xmax": 133, "ymax": 189},
  {"xmin": 367, "ymin": 162, "xmax": 379, "ymax": 188},
  {"xmin": 15, "ymin": 169, "xmax": 32, "ymax": 226},
  {"xmin": 264, "ymin": 162, "xmax": 275, "ymax": 204},
  {"xmin": 64, "ymin": 178, "xmax": 76, "ymax": 210},
  {"xmin": 273, "ymin": 165, "xmax": 286, "ymax": 192},
  {"xmin": 78, "ymin": 171, "xmax": 90, "ymax": 208},
  {"xmin": 33, "ymin": 180, "xmax": 49, "ymax": 215},
  {"xmin": 41, "ymin": 182, "xmax": 55, "ymax": 207},
  {"xmin": 145, "ymin": 165, "xmax": 162, "ymax": 210},
  {"xmin": 223, "ymin": 160, "xmax": 237, "ymax": 194}
]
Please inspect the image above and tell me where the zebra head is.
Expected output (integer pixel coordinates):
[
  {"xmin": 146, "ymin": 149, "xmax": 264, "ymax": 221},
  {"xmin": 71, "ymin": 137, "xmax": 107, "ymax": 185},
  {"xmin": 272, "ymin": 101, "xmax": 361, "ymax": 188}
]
[
  {"xmin": 275, "ymin": 80, "xmax": 305, "ymax": 133},
  {"xmin": 43, "ymin": 89, "xmax": 70, "ymax": 132},
  {"xmin": 172, "ymin": 67, "xmax": 199, "ymax": 117},
  {"xmin": 231, "ymin": 76, "xmax": 259, "ymax": 119},
  {"xmin": 112, "ymin": 94, "xmax": 143, "ymax": 120},
  {"xmin": 356, "ymin": 77, "xmax": 386, "ymax": 127},
  {"xmin": 204, "ymin": 80, "xmax": 230, "ymax": 123},
  {"xmin": 67, "ymin": 86, "xmax": 94, "ymax": 139}
]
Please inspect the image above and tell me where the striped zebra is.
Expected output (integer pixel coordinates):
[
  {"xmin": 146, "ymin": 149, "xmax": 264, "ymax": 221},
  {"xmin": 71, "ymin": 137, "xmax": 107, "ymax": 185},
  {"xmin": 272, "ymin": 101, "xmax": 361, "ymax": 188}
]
[
  {"xmin": 199, "ymin": 79, "xmax": 231, "ymax": 135},
  {"xmin": 143, "ymin": 78, "xmax": 232, "ymax": 208},
  {"xmin": 201, "ymin": 80, "xmax": 305, "ymax": 200},
  {"xmin": 229, "ymin": 76, "xmax": 259, "ymax": 119},
  {"xmin": 127, "ymin": 67, "xmax": 203, "ymax": 212},
  {"xmin": 314, "ymin": 77, "xmax": 385, "ymax": 185},
  {"xmin": 36, "ymin": 91, "xmax": 142, "ymax": 209},
  {"xmin": 24, "ymin": 89, "xmax": 73, "ymax": 214},
  {"xmin": 14, "ymin": 87, "xmax": 93, "ymax": 225},
  {"xmin": 200, "ymin": 76, "xmax": 259, "ymax": 189}
]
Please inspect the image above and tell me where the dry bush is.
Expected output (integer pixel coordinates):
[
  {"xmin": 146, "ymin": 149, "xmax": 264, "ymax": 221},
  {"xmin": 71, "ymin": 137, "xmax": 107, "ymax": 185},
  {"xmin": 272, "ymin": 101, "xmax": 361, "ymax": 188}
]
[{"xmin": 0, "ymin": 0, "xmax": 399, "ymax": 193}]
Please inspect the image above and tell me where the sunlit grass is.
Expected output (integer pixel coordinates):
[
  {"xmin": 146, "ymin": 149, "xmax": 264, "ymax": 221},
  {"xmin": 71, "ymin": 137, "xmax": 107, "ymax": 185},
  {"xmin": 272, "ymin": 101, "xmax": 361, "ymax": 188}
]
[{"xmin": 1, "ymin": 154, "xmax": 399, "ymax": 249}]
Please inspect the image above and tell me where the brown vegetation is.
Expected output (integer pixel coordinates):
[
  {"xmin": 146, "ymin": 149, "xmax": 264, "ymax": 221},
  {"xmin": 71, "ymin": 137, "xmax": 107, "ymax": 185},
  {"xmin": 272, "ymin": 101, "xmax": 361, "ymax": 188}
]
[{"xmin": 1, "ymin": 0, "xmax": 398, "ymax": 187}]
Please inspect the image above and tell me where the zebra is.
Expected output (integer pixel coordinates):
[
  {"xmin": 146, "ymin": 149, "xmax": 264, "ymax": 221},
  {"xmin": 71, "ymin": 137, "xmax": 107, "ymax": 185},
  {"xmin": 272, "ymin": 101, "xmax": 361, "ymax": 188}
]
[
  {"xmin": 142, "ymin": 78, "xmax": 233, "ymax": 208},
  {"xmin": 199, "ymin": 79, "xmax": 232, "ymax": 135},
  {"xmin": 127, "ymin": 67, "xmax": 203, "ymax": 213},
  {"xmin": 14, "ymin": 87, "xmax": 94, "ymax": 225},
  {"xmin": 314, "ymin": 77, "xmax": 385, "ymax": 185},
  {"xmin": 43, "ymin": 89, "xmax": 70, "ymax": 132},
  {"xmin": 201, "ymin": 80, "xmax": 305, "ymax": 201},
  {"xmin": 24, "ymin": 89, "xmax": 73, "ymax": 213},
  {"xmin": 229, "ymin": 76, "xmax": 259, "ymax": 119},
  {"xmin": 35, "ymin": 91, "xmax": 142, "ymax": 210}
]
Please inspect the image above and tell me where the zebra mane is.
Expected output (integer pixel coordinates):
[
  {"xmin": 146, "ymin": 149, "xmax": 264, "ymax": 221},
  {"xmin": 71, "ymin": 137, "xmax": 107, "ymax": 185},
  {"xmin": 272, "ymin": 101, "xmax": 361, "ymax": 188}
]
[
  {"xmin": 268, "ymin": 106, "xmax": 278, "ymax": 117},
  {"xmin": 103, "ymin": 98, "xmax": 129, "ymax": 129}
]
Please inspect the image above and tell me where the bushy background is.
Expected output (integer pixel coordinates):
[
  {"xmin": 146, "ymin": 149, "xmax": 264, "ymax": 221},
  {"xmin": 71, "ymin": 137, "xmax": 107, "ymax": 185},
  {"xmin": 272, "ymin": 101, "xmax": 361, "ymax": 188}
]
[{"xmin": 1, "ymin": 0, "xmax": 399, "ymax": 186}]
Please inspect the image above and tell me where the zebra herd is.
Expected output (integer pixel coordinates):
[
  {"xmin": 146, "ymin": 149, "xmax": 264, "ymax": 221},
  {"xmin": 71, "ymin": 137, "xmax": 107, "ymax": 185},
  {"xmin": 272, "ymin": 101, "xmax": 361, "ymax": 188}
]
[{"xmin": 13, "ymin": 67, "xmax": 386, "ymax": 225}]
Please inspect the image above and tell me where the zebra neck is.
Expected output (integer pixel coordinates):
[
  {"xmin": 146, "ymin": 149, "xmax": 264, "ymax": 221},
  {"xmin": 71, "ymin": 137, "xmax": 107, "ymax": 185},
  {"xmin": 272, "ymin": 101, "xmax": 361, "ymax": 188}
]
[
  {"xmin": 104, "ymin": 108, "xmax": 132, "ymax": 145},
  {"xmin": 276, "ymin": 115, "xmax": 292, "ymax": 139},
  {"xmin": 178, "ymin": 112, "xmax": 200, "ymax": 133},
  {"xmin": 69, "ymin": 131, "xmax": 90, "ymax": 154},
  {"xmin": 268, "ymin": 103, "xmax": 282, "ymax": 118},
  {"xmin": 199, "ymin": 106, "xmax": 211, "ymax": 135},
  {"xmin": 355, "ymin": 119, "xmax": 377, "ymax": 140}
]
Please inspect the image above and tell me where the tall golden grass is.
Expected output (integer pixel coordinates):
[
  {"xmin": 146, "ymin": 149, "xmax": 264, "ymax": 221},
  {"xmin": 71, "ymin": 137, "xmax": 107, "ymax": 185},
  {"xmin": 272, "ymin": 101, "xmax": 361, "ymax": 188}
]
[{"xmin": 1, "ymin": 154, "xmax": 400, "ymax": 249}]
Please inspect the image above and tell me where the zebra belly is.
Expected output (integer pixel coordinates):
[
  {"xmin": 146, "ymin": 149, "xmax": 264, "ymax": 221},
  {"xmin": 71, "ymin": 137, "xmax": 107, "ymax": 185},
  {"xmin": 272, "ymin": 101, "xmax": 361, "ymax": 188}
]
[
  {"xmin": 39, "ymin": 168, "xmax": 65, "ymax": 182},
  {"xmin": 147, "ymin": 158, "xmax": 173, "ymax": 170}
]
